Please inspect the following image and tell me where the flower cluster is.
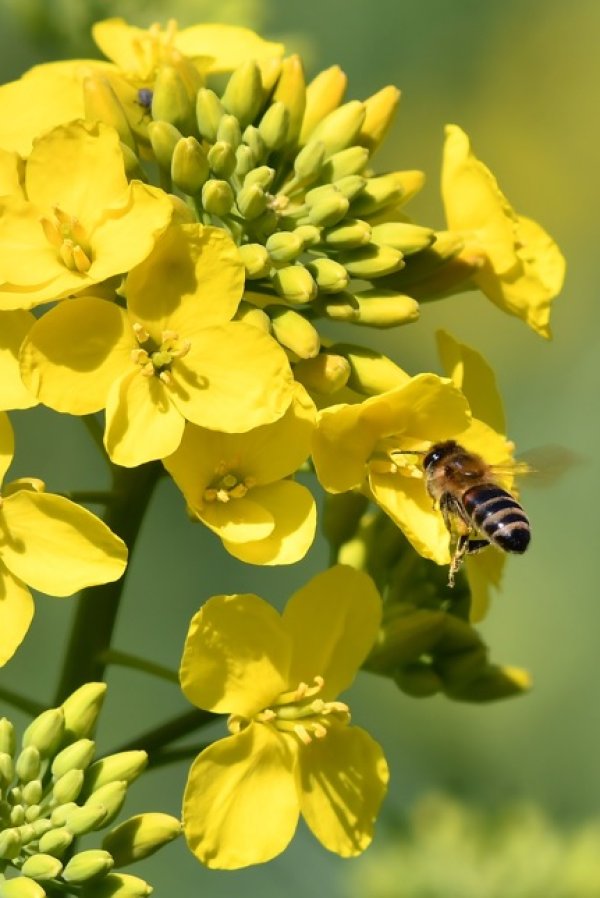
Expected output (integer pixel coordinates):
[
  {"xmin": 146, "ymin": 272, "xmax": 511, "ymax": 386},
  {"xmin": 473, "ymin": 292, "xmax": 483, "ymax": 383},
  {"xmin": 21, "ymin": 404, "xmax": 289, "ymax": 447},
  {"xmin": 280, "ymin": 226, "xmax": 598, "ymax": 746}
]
[{"xmin": 0, "ymin": 15, "xmax": 565, "ymax": 878}]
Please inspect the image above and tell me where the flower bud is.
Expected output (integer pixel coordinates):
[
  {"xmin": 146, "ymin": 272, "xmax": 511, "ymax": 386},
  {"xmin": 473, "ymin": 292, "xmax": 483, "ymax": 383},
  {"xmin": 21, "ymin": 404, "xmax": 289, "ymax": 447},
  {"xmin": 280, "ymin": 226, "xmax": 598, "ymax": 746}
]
[
  {"xmin": 84, "ymin": 752, "xmax": 147, "ymax": 797},
  {"xmin": 321, "ymin": 146, "xmax": 370, "ymax": 182},
  {"xmin": 81, "ymin": 872, "xmax": 152, "ymax": 898},
  {"xmin": 51, "ymin": 739, "xmax": 95, "ymax": 779},
  {"xmin": 271, "ymin": 265, "xmax": 318, "ymax": 305},
  {"xmin": 247, "ymin": 210, "xmax": 278, "ymax": 241},
  {"xmin": 196, "ymin": 88, "xmax": 225, "ymax": 141},
  {"xmin": 0, "ymin": 828, "xmax": 21, "ymax": 859},
  {"xmin": 207, "ymin": 141, "xmax": 236, "ymax": 179},
  {"xmin": 216, "ymin": 114, "xmax": 242, "ymax": 150},
  {"xmin": 237, "ymin": 184, "xmax": 268, "ymax": 220},
  {"xmin": 329, "ymin": 342, "xmax": 409, "ymax": 395},
  {"xmin": 370, "ymin": 221, "xmax": 435, "ymax": 255},
  {"xmin": 102, "ymin": 813, "xmax": 181, "ymax": 867},
  {"xmin": 221, "ymin": 60, "xmax": 263, "ymax": 129},
  {"xmin": 265, "ymin": 231, "xmax": 304, "ymax": 263},
  {"xmin": 10, "ymin": 806, "xmax": 25, "ymax": 827},
  {"xmin": 449, "ymin": 665, "xmax": 531, "ymax": 703},
  {"xmin": 269, "ymin": 308, "xmax": 320, "ymax": 359},
  {"xmin": 379, "ymin": 230, "xmax": 466, "ymax": 292},
  {"xmin": 258, "ymin": 102, "xmax": 289, "ymax": 151},
  {"xmin": 308, "ymin": 193, "xmax": 349, "ymax": 227},
  {"xmin": 21, "ymin": 780, "xmax": 42, "ymax": 807},
  {"xmin": 242, "ymin": 126, "xmax": 265, "ymax": 163},
  {"xmin": 309, "ymin": 101, "xmax": 366, "ymax": 158},
  {"xmin": 151, "ymin": 64, "xmax": 196, "ymax": 136},
  {"xmin": 38, "ymin": 826, "xmax": 73, "ymax": 857},
  {"xmin": 0, "ymin": 719, "xmax": 15, "ymax": 756},
  {"xmin": 347, "ymin": 290, "xmax": 420, "ymax": 327},
  {"xmin": 322, "ymin": 218, "xmax": 371, "ymax": 249},
  {"xmin": 120, "ymin": 143, "xmax": 145, "ymax": 181},
  {"xmin": 332, "ymin": 175, "xmax": 367, "ymax": 202},
  {"xmin": 300, "ymin": 65, "xmax": 347, "ymax": 145},
  {"xmin": 273, "ymin": 55, "xmax": 306, "ymax": 150},
  {"xmin": 238, "ymin": 243, "xmax": 271, "ymax": 279},
  {"xmin": 293, "ymin": 353, "xmax": 351, "ymax": 395},
  {"xmin": 305, "ymin": 258, "xmax": 349, "ymax": 293},
  {"xmin": 0, "ymin": 751, "xmax": 14, "ymax": 786},
  {"xmin": 244, "ymin": 166, "xmax": 276, "ymax": 191},
  {"xmin": 338, "ymin": 244, "xmax": 404, "ymax": 278},
  {"xmin": 82, "ymin": 76, "xmax": 135, "ymax": 151},
  {"xmin": 63, "ymin": 804, "xmax": 108, "ymax": 836},
  {"xmin": 293, "ymin": 140, "xmax": 326, "ymax": 184},
  {"xmin": 23, "ymin": 710, "xmax": 64, "ymax": 759},
  {"xmin": 15, "ymin": 747, "xmax": 40, "ymax": 784},
  {"xmin": 357, "ymin": 85, "xmax": 401, "ymax": 154},
  {"xmin": 52, "ymin": 769, "xmax": 84, "ymax": 805},
  {"xmin": 62, "ymin": 849, "xmax": 113, "ymax": 883},
  {"xmin": 61, "ymin": 683, "xmax": 106, "ymax": 741},
  {"xmin": 147, "ymin": 121, "xmax": 182, "ymax": 171},
  {"xmin": 84, "ymin": 781, "xmax": 127, "ymax": 828},
  {"xmin": 293, "ymin": 224, "xmax": 321, "ymax": 247},
  {"xmin": 0, "ymin": 876, "xmax": 46, "ymax": 898},
  {"xmin": 235, "ymin": 144, "xmax": 255, "ymax": 177},
  {"xmin": 394, "ymin": 662, "xmax": 443, "ymax": 698},
  {"xmin": 201, "ymin": 180, "xmax": 234, "ymax": 217},
  {"xmin": 234, "ymin": 302, "xmax": 271, "ymax": 332},
  {"xmin": 170, "ymin": 137, "xmax": 209, "ymax": 194},
  {"xmin": 20, "ymin": 853, "xmax": 63, "ymax": 881},
  {"xmin": 350, "ymin": 172, "xmax": 405, "ymax": 216},
  {"xmin": 51, "ymin": 803, "xmax": 78, "ymax": 828}
]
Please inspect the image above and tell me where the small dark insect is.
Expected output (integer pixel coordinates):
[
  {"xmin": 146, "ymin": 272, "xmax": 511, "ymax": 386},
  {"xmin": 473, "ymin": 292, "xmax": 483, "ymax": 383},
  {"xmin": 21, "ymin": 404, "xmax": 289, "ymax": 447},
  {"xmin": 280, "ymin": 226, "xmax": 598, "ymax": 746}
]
[{"xmin": 136, "ymin": 88, "xmax": 154, "ymax": 111}]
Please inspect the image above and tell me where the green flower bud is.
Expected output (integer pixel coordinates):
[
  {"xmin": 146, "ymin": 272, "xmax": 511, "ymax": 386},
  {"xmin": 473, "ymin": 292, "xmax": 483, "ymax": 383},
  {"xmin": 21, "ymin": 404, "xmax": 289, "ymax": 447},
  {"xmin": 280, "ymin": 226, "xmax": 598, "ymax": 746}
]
[
  {"xmin": 0, "ymin": 828, "xmax": 21, "ymax": 859},
  {"xmin": 248, "ymin": 210, "xmax": 279, "ymax": 241},
  {"xmin": 0, "ymin": 875, "xmax": 46, "ymax": 898},
  {"xmin": 52, "ymin": 769, "xmax": 84, "ymax": 805},
  {"xmin": 235, "ymin": 144, "xmax": 255, "ymax": 177},
  {"xmin": 51, "ymin": 739, "xmax": 95, "ymax": 780},
  {"xmin": 265, "ymin": 231, "xmax": 303, "ymax": 263},
  {"xmin": 51, "ymin": 803, "xmax": 78, "ymax": 828},
  {"xmin": 358, "ymin": 85, "xmax": 401, "ymax": 154},
  {"xmin": 10, "ymin": 806, "xmax": 25, "ymax": 826},
  {"xmin": 195, "ymin": 88, "xmax": 224, "ymax": 141},
  {"xmin": 332, "ymin": 175, "xmax": 367, "ymax": 201},
  {"xmin": 16, "ymin": 824, "xmax": 35, "ymax": 846},
  {"xmin": 120, "ymin": 143, "xmax": 145, "ymax": 181},
  {"xmin": 293, "ymin": 140, "xmax": 326, "ymax": 184},
  {"xmin": 0, "ymin": 719, "xmax": 15, "ymax": 756},
  {"xmin": 271, "ymin": 265, "xmax": 317, "ymax": 305},
  {"xmin": 377, "ymin": 230, "xmax": 465, "ymax": 293},
  {"xmin": 151, "ymin": 64, "xmax": 196, "ymax": 136},
  {"xmin": 30, "ymin": 819, "xmax": 52, "ymax": 839},
  {"xmin": 38, "ymin": 826, "xmax": 73, "ymax": 857},
  {"xmin": 234, "ymin": 302, "xmax": 271, "ymax": 332},
  {"xmin": 394, "ymin": 662, "xmax": 443, "ymax": 698},
  {"xmin": 329, "ymin": 342, "xmax": 408, "ymax": 395},
  {"xmin": 306, "ymin": 258, "xmax": 349, "ymax": 293},
  {"xmin": 322, "ymin": 218, "xmax": 371, "ymax": 249},
  {"xmin": 367, "ymin": 608, "xmax": 446, "ymax": 675},
  {"xmin": 201, "ymin": 180, "xmax": 234, "ymax": 217},
  {"xmin": 370, "ymin": 221, "xmax": 435, "ymax": 255},
  {"xmin": 170, "ymin": 137, "xmax": 209, "ymax": 194},
  {"xmin": 221, "ymin": 60, "xmax": 263, "ymax": 129},
  {"xmin": 0, "ymin": 751, "xmax": 14, "ymax": 785},
  {"xmin": 293, "ymin": 353, "xmax": 351, "ymax": 395},
  {"xmin": 61, "ymin": 683, "xmax": 106, "ymax": 741},
  {"xmin": 23, "ymin": 710, "xmax": 64, "ymax": 758},
  {"xmin": 21, "ymin": 779, "xmax": 42, "ymax": 807},
  {"xmin": 147, "ymin": 121, "xmax": 182, "ymax": 171},
  {"xmin": 338, "ymin": 244, "xmax": 404, "ymax": 278},
  {"xmin": 102, "ymin": 813, "xmax": 181, "ymax": 867},
  {"xmin": 273, "ymin": 55, "xmax": 306, "ymax": 150},
  {"xmin": 350, "ymin": 172, "xmax": 405, "ymax": 216},
  {"xmin": 308, "ymin": 101, "xmax": 366, "ymax": 158},
  {"xmin": 168, "ymin": 193, "xmax": 197, "ymax": 225},
  {"xmin": 300, "ymin": 65, "xmax": 347, "ymax": 145},
  {"xmin": 216, "ymin": 114, "xmax": 242, "ymax": 150},
  {"xmin": 207, "ymin": 141, "xmax": 236, "ymax": 179},
  {"xmin": 308, "ymin": 193, "xmax": 349, "ymax": 227},
  {"xmin": 293, "ymin": 224, "xmax": 321, "ymax": 247},
  {"xmin": 345, "ymin": 289, "xmax": 420, "ymax": 327},
  {"xmin": 449, "ymin": 665, "xmax": 531, "ymax": 703},
  {"xmin": 80, "ymin": 872, "xmax": 152, "ymax": 898},
  {"xmin": 63, "ymin": 804, "xmax": 107, "ymax": 836},
  {"xmin": 237, "ymin": 184, "xmax": 268, "ymax": 220},
  {"xmin": 21, "ymin": 853, "xmax": 63, "ymax": 881},
  {"xmin": 16, "ymin": 747, "xmax": 40, "ymax": 784},
  {"xmin": 24, "ymin": 806, "xmax": 41, "ymax": 823},
  {"xmin": 238, "ymin": 243, "xmax": 271, "ymax": 279},
  {"xmin": 269, "ymin": 308, "xmax": 320, "ymax": 359},
  {"xmin": 244, "ymin": 166, "xmax": 275, "ymax": 190},
  {"xmin": 62, "ymin": 849, "xmax": 113, "ymax": 884},
  {"xmin": 241, "ymin": 126, "xmax": 265, "ymax": 163},
  {"xmin": 258, "ymin": 101, "xmax": 289, "ymax": 150},
  {"xmin": 317, "ymin": 292, "xmax": 358, "ymax": 322},
  {"xmin": 84, "ymin": 752, "xmax": 147, "ymax": 797},
  {"xmin": 84, "ymin": 782, "xmax": 127, "ymax": 828},
  {"xmin": 321, "ymin": 146, "xmax": 370, "ymax": 182},
  {"xmin": 82, "ymin": 75, "xmax": 135, "ymax": 152}
]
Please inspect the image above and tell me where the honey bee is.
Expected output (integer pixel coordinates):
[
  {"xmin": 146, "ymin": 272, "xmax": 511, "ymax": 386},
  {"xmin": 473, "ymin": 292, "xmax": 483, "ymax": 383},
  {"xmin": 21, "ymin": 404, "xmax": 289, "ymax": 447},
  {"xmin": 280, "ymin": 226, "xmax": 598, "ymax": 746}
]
[{"xmin": 421, "ymin": 440, "xmax": 531, "ymax": 587}]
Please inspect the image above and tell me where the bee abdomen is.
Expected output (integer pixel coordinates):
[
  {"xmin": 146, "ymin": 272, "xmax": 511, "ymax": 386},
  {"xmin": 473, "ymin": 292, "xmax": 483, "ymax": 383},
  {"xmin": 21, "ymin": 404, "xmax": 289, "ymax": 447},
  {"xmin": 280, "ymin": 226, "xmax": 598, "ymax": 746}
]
[{"xmin": 463, "ymin": 484, "xmax": 531, "ymax": 554}]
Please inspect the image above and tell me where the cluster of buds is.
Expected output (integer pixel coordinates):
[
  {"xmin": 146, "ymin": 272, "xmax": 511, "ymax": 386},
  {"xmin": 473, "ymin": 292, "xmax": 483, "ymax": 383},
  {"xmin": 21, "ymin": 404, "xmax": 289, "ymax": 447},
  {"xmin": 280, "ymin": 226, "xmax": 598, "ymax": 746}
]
[{"xmin": 0, "ymin": 685, "xmax": 180, "ymax": 898}]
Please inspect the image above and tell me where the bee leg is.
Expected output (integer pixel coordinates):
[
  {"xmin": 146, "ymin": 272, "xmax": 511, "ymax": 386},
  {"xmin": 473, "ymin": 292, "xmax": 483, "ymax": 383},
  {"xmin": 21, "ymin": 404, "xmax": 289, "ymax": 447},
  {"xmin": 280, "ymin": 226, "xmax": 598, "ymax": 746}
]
[{"xmin": 448, "ymin": 534, "xmax": 469, "ymax": 588}]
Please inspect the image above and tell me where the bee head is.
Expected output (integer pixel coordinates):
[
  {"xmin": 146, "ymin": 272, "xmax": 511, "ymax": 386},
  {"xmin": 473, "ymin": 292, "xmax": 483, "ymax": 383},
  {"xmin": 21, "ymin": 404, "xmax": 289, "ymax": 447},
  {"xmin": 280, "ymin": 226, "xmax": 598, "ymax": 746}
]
[{"xmin": 423, "ymin": 440, "xmax": 461, "ymax": 471}]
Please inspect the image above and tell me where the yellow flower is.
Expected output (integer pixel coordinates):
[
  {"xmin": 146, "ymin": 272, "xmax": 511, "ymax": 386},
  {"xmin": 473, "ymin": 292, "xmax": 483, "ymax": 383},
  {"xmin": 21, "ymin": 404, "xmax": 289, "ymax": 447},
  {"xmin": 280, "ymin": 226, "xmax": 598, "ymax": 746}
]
[
  {"xmin": 0, "ymin": 311, "xmax": 37, "ymax": 410},
  {"xmin": 441, "ymin": 124, "xmax": 566, "ymax": 338},
  {"xmin": 0, "ymin": 120, "xmax": 173, "ymax": 310},
  {"xmin": 20, "ymin": 225, "xmax": 295, "ymax": 467},
  {"xmin": 180, "ymin": 565, "xmax": 388, "ymax": 869},
  {"xmin": 164, "ymin": 384, "xmax": 316, "ymax": 565},
  {"xmin": 0, "ymin": 413, "xmax": 127, "ymax": 666}
]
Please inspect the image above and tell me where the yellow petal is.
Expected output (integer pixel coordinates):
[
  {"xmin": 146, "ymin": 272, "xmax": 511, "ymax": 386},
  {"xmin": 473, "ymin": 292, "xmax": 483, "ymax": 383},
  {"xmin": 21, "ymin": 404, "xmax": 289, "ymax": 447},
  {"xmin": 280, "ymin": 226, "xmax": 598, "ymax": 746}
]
[
  {"xmin": 0, "ymin": 491, "xmax": 127, "ymax": 596},
  {"xmin": 19, "ymin": 298, "xmax": 134, "ymax": 414},
  {"xmin": 436, "ymin": 329, "xmax": 506, "ymax": 434},
  {"xmin": 180, "ymin": 593, "xmax": 291, "ymax": 717},
  {"xmin": 104, "ymin": 369, "xmax": 185, "ymax": 467},
  {"xmin": 0, "ymin": 412, "xmax": 14, "ymax": 483},
  {"xmin": 313, "ymin": 403, "xmax": 380, "ymax": 493},
  {"xmin": 299, "ymin": 723, "xmax": 389, "ymax": 857},
  {"xmin": 222, "ymin": 481, "xmax": 316, "ymax": 566},
  {"xmin": 465, "ymin": 549, "xmax": 506, "ymax": 624},
  {"xmin": 126, "ymin": 225, "xmax": 243, "ymax": 332},
  {"xmin": 183, "ymin": 724, "xmax": 299, "ymax": 870},
  {"xmin": 169, "ymin": 322, "xmax": 294, "ymax": 432},
  {"xmin": 282, "ymin": 565, "xmax": 381, "ymax": 699},
  {"xmin": 0, "ymin": 311, "xmax": 37, "ymax": 410},
  {"xmin": 0, "ymin": 148, "xmax": 23, "ymax": 196},
  {"xmin": 200, "ymin": 496, "xmax": 275, "ymax": 543},
  {"xmin": 175, "ymin": 25, "xmax": 285, "ymax": 73},
  {"xmin": 0, "ymin": 562, "xmax": 34, "ymax": 666}
]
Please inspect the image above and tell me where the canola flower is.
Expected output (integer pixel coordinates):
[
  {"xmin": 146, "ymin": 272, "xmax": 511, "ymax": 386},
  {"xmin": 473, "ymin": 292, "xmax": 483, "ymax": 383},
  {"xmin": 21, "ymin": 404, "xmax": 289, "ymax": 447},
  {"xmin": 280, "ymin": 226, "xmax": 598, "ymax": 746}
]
[{"xmin": 0, "ymin": 12, "xmax": 566, "ymax": 882}]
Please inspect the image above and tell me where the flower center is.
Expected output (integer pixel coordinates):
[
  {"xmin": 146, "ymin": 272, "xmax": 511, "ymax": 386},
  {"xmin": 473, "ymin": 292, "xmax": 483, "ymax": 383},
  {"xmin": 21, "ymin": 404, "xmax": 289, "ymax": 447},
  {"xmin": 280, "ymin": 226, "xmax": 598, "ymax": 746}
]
[
  {"xmin": 130, "ymin": 323, "xmax": 191, "ymax": 384},
  {"xmin": 228, "ymin": 676, "xmax": 350, "ymax": 746},
  {"xmin": 40, "ymin": 206, "xmax": 92, "ymax": 273},
  {"xmin": 369, "ymin": 437, "xmax": 426, "ymax": 478},
  {"xmin": 131, "ymin": 19, "xmax": 179, "ymax": 80},
  {"xmin": 203, "ymin": 462, "xmax": 256, "ymax": 503}
]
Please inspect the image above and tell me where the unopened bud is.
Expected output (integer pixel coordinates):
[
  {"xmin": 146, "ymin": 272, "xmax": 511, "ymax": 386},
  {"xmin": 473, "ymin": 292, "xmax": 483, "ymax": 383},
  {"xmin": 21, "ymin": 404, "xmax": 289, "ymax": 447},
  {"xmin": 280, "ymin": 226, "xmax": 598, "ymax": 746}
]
[
  {"xmin": 52, "ymin": 768, "xmax": 84, "ymax": 805},
  {"xmin": 84, "ymin": 781, "xmax": 128, "ymax": 827},
  {"xmin": 273, "ymin": 55, "xmax": 306, "ymax": 150},
  {"xmin": 247, "ymin": 209, "xmax": 278, "ymax": 241},
  {"xmin": 201, "ymin": 180, "xmax": 234, "ymax": 217},
  {"xmin": 151, "ymin": 65, "xmax": 196, "ymax": 135},
  {"xmin": 357, "ymin": 85, "xmax": 401, "ymax": 154},
  {"xmin": 51, "ymin": 739, "xmax": 95, "ymax": 779},
  {"xmin": 271, "ymin": 265, "xmax": 317, "ymax": 305},
  {"xmin": 238, "ymin": 243, "xmax": 271, "ymax": 279},
  {"xmin": 83, "ymin": 76, "xmax": 135, "ymax": 151},
  {"xmin": 258, "ymin": 102, "xmax": 289, "ymax": 151},
  {"xmin": 322, "ymin": 218, "xmax": 371, "ymax": 249},
  {"xmin": 237, "ymin": 184, "xmax": 268, "ymax": 220},
  {"xmin": 84, "ymin": 752, "xmax": 147, "ymax": 796},
  {"xmin": 120, "ymin": 143, "xmax": 145, "ymax": 181},
  {"xmin": 0, "ymin": 828, "xmax": 21, "ymax": 859},
  {"xmin": 21, "ymin": 779, "xmax": 42, "ymax": 806},
  {"xmin": 221, "ymin": 60, "xmax": 263, "ymax": 129},
  {"xmin": 269, "ymin": 308, "xmax": 320, "ymax": 359},
  {"xmin": 294, "ymin": 353, "xmax": 351, "ymax": 394},
  {"xmin": 241, "ymin": 126, "xmax": 265, "ymax": 163},
  {"xmin": 330, "ymin": 342, "xmax": 409, "ymax": 395},
  {"xmin": 15, "ymin": 746, "xmax": 40, "ymax": 783},
  {"xmin": 21, "ymin": 853, "xmax": 63, "ymax": 881},
  {"xmin": 308, "ymin": 193, "xmax": 349, "ymax": 227},
  {"xmin": 234, "ymin": 302, "xmax": 271, "ymax": 332},
  {"xmin": 293, "ymin": 224, "xmax": 321, "ymax": 247},
  {"xmin": 309, "ymin": 101, "xmax": 366, "ymax": 158},
  {"xmin": 38, "ymin": 826, "xmax": 73, "ymax": 857},
  {"xmin": 306, "ymin": 258, "xmax": 349, "ymax": 293},
  {"xmin": 370, "ymin": 221, "xmax": 435, "ymax": 255},
  {"xmin": 103, "ymin": 813, "xmax": 182, "ymax": 867},
  {"xmin": 450, "ymin": 665, "xmax": 532, "ymax": 703},
  {"xmin": 300, "ymin": 65, "xmax": 347, "ymax": 145},
  {"xmin": 0, "ymin": 719, "xmax": 15, "ymax": 756},
  {"xmin": 293, "ymin": 140, "xmax": 326, "ymax": 184},
  {"xmin": 64, "ymin": 804, "xmax": 108, "ymax": 836},
  {"xmin": 81, "ymin": 872, "xmax": 152, "ymax": 897},
  {"xmin": 61, "ymin": 683, "xmax": 106, "ymax": 741},
  {"xmin": 235, "ymin": 144, "xmax": 256, "ymax": 177},
  {"xmin": 196, "ymin": 89, "xmax": 224, "ymax": 141},
  {"xmin": 265, "ymin": 231, "xmax": 303, "ymax": 263},
  {"xmin": 395, "ymin": 662, "xmax": 443, "ymax": 698},
  {"xmin": 0, "ymin": 751, "xmax": 13, "ymax": 785},
  {"xmin": 378, "ymin": 230, "xmax": 465, "ymax": 293},
  {"xmin": 0, "ymin": 876, "xmax": 46, "ymax": 898},
  {"xmin": 171, "ymin": 137, "xmax": 209, "ymax": 194},
  {"xmin": 339, "ymin": 244, "xmax": 404, "ymax": 278},
  {"xmin": 147, "ymin": 121, "xmax": 182, "ymax": 171},
  {"xmin": 62, "ymin": 849, "xmax": 114, "ymax": 884},
  {"xmin": 332, "ymin": 175, "xmax": 366, "ymax": 202},
  {"xmin": 244, "ymin": 166, "xmax": 276, "ymax": 191},
  {"xmin": 207, "ymin": 141, "xmax": 236, "ymax": 179},
  {"xmin": 23, "ymin": 710, "xmax": 64, "ymax": 758},
  {"xmin": 349, "ymin": 290, "xmax": 419, "ymax": 327},
  {"xmin": 350, "ymin": 172, "xmax": 405, "ymax": 216},
  {"xmin": 321, "ymin": 146, "xmax": 369, "ymax": 182}
]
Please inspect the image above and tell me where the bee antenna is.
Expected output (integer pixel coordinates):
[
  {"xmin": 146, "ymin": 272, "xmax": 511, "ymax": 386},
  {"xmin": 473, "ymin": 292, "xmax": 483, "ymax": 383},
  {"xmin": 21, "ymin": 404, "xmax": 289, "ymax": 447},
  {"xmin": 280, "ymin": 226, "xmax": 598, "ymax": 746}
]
[{"xmin": 391, "ymin": 449, "xmax": 427, "ymax": 457}]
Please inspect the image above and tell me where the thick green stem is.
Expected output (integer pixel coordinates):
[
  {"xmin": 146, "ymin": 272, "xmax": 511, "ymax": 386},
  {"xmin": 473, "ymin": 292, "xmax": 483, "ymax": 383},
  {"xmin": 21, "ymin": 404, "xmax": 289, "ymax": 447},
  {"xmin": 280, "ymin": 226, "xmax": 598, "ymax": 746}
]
[
  {"xmin": 54, "ymin": 462, "xmax": 162, "ymax": 703},
  {"xmin": 114, "ymin": 708, "xmax": 216, "ymax": 757}
]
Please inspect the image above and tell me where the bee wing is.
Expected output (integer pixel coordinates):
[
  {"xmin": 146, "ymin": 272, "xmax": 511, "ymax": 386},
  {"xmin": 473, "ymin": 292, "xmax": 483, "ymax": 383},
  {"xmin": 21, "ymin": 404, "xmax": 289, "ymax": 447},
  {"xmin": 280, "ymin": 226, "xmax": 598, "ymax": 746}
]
[{"xmin": 488, "ymin": 445, "xmax": 583, "ymax": 487}]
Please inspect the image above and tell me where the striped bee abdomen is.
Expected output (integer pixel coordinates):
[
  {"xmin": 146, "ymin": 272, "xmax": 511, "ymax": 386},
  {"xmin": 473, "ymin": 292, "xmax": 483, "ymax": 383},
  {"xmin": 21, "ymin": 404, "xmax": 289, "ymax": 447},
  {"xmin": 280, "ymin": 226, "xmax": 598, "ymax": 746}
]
[{"xmin": 462, "ymin": 483, "xmax": 531, "ymax": 554}]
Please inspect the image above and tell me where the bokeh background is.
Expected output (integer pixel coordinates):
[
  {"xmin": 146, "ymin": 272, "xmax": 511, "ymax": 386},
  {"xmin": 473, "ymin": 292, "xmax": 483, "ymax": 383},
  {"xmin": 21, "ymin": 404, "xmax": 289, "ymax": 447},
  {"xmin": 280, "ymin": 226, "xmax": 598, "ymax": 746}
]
[{"xmin": 0, "ymin": 0, "xmax": 598, "ymax": 894}]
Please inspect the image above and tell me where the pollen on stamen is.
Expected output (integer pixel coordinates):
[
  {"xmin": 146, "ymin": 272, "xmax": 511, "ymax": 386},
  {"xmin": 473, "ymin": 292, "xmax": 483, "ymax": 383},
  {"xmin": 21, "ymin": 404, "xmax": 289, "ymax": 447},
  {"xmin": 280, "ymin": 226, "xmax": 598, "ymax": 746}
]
[
  {"xmin": 294, "ymin": 724, "xmax": 312, "ymax": 746},
  {"xmin": 132, "ymin": 323, "xmax": 151, "ymax": 344},
  {"xmin": 159, "ymin": 370, "xmax": 173, "ymax": 386},
  {"xmin": 72, "ymin": 245, "xmax": 92, "ymax": 273}
]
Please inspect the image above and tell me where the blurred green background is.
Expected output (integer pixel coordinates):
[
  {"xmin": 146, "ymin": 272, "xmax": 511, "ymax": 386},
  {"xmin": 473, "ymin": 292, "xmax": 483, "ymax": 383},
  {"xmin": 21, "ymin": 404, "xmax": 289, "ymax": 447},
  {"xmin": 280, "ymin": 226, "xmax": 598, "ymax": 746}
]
[{"xmin": 0, "ymin": 0, "xmax": 598, "ymax": 894}]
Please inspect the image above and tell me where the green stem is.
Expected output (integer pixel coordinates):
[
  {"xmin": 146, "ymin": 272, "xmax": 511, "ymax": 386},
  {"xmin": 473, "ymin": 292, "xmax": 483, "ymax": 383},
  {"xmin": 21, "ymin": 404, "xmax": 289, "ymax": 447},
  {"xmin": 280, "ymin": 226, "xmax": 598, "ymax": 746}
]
[
  {"xmin": 81, "ymin": 414, "xmax": 108, "ymax": 461},
  {"xmin": 65, "ymin": 491, "xmax": 114, "ymax": 505},
  {"xmin": 114, "ymin": 708, "xmax": 217, "ymax": 756},
  {"xmin": 147, "ymin": 743, "xmax": 210, "ymax": 769},
  {"xmin": 54, "ymin": 461, "xmax": 162, "ymax": 703},
  {"xmin": 100, "ymin": 649, "xmax": 179, "ymax": 684},
  {"xmin": 0, "ymin": 686, "xmax": 44, "ymax": 717}
]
